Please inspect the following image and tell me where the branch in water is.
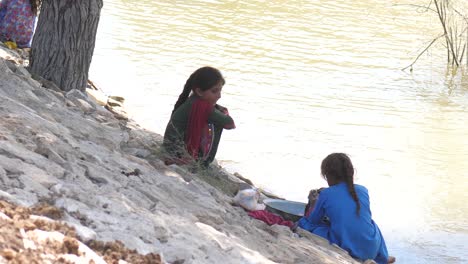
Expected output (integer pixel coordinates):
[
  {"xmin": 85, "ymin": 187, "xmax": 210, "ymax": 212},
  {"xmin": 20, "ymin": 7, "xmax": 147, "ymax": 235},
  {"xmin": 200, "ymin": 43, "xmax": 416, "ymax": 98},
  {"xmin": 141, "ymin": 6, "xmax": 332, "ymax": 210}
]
[
  {"xmin": 392, "ymin": 1, "xmax": 436, "ymax": 13},
  {"xmin": 402, "ymin": 34, "xmax": 445, "ymax": 71}
]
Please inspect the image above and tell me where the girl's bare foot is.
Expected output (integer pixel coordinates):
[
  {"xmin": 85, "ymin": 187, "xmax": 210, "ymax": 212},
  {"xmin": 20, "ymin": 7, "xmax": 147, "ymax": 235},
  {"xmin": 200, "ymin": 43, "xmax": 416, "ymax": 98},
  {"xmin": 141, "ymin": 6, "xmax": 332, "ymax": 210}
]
[{"xmin": 388, "ymin": 256, "xmax": 396, "ymax": 263}]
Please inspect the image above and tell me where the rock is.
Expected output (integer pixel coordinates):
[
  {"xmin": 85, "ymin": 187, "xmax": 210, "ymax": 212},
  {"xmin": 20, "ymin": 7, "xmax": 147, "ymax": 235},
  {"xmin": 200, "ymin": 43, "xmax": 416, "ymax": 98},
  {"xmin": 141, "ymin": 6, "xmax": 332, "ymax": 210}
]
[
  {"xmin": 0, "ymin": 212, "xmax": 12, "ymax": 221},
  {"xmin": 268, "ymin": 224, "xmax": 292, "ymax": 238},
  {"xmin": 0, "ymin": 189, "xmax": 29, "ymax": 206},
  {"xmin": 3, "ymin": 59, "xmax": 16, "ymax": 72},
  {"xmin": 66, "ymin": 222, "xmax": 97, "ymax": 243},
  {"xmin": 153, "ymin": 225, "xmax": 170, "ymax": 243},
  {"xmin": 55, "ymin": 198, "xmax": 90, "ymax": 214},
  {"xmin": 31, "ymin": 74, "xmax": 62, "ymax": 92},
  {"xmin": 105, "ymin": 105, "xmax": 129, "ymax": 120},
  {"xmin": 196, "ymin": 213, "xmax": 225, "ymax": 226},
  {"xmin": 65, "ymin": 89, "xmax": 97, "ymax": 114},
  {"xmin": 98, "ymin": 231, "xmax": 158, "ymax": 255},
  {"xmin": 25, "ymin": 229, "xmax": 107, "ymax": 264},
  {"xmin": 14, "ymin": 66, "xmax": 31, "ymax": 78},
  {"xmin": 109, "ymin": 95, "xmax": 125, "ymax": 103},
  {"xmin": 122, "ymin": 147, "xmax": 152, "ymax": 159},
  {"xmin": 50, "ymin": 183, "xmax": 72, "ymax": 197},
  {"xmin": 76, "ymin": 98, "xmax": 95, "ymax": 113},
  {"xmin": 107, "ymin": 97, "xmax": 123, "ymax": 107},
  {"xmin": 66, "ymin": 89, "xmax": 88, "ymax": 101},
  {"xmin": 86, "ymin": 88, "xmax": 108, "ymax": 106},
  {"xmin": 29, "ymin": 215, "xmax": 55, "ymax": 223},
  {"xmin": 233, "ymin": 172, "xmax": 254, "ymax": 186},
  {"xmin": 12, "ymin": 67, "xmax": 41, "ymax": 90},
  {"xmin": 0, "ymin": 57, "xmax": 14, "ymax": 75}
]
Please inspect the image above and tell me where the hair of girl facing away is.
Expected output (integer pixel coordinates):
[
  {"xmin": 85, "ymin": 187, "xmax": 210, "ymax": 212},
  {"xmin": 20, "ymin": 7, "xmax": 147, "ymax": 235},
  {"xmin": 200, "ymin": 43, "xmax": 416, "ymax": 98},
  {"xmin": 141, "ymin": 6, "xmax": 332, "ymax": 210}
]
[
  {"xmin": 321, "ymin": 153, "xmax": 361, "ymax": 216},
  {"xmin": 172, "ymin": 66, "xmax": 225, "ymax": 114}
]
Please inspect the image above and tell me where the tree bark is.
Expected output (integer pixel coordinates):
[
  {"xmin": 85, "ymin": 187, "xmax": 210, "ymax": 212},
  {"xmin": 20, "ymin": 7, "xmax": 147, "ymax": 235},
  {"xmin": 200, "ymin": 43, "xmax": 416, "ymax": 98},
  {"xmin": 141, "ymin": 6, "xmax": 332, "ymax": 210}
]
[{"xmin": 29, "ymin": 0, "xmax": 103, "ymax": 92}]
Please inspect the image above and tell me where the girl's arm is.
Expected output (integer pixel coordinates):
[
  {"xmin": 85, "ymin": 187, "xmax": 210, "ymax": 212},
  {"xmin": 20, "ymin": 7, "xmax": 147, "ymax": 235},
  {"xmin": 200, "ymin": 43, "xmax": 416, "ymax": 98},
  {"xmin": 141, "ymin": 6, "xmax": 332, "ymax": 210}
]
[
  {"xmin": 208, "ymin": 107, "xmax": 235, "ymax": 129},
  {"xmin": 298, "ymin": 191, "xmax": 327, "ymax": 229},
  {"xmin": 308, "ymin": 192, "xmax": 327, "ymax": 224},
  {"xmin": 215, "ymin": 104, "xmax": 228, "ymax": 113}
]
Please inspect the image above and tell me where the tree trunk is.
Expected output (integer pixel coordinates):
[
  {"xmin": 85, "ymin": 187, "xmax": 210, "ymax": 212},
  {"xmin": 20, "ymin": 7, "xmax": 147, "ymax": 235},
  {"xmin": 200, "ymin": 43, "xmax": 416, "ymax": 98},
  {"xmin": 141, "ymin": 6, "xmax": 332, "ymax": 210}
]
[{"xmin": 29, "ymin": 0, "xmax": 103, "ymax": 92}]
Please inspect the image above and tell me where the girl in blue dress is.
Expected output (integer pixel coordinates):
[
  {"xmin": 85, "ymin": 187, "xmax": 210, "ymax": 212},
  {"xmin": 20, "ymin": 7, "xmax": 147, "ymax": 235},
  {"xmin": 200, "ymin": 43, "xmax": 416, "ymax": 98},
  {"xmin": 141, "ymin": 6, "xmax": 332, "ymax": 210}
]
[{"xmin": 298, "ymin": 153, "xmax": 395, "ymax": 264}]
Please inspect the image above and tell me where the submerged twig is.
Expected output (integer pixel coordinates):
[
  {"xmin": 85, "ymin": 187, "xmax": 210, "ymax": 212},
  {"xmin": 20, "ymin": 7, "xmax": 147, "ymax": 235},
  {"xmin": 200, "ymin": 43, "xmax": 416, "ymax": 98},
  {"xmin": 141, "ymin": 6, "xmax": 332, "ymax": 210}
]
[
  {"xmin": 392, "ymin": 2, "xmax": 436, "ymax": 13},
  {"xmin": 402, "ymin": 34, "xmax": 445, "ymax": 71}
]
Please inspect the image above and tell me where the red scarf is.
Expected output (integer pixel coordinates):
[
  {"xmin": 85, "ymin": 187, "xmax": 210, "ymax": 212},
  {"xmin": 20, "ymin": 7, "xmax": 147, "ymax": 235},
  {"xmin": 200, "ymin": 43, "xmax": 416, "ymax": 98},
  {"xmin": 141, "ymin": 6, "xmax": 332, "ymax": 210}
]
[{"xmin": 185, "ymin": 98, "xmax": 214, "ymax": 160}]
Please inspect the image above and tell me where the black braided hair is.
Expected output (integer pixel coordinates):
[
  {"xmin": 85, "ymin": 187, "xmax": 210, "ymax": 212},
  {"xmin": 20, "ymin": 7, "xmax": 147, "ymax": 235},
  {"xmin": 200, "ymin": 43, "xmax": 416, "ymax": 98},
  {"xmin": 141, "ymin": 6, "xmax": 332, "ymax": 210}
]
[
  {"xmin": 172, "ymin": 66, "xmax": 225, "ymax": 114},
  {"xmin": 321, "ymin": 153, "xmax": 361, "ymax": 216}
]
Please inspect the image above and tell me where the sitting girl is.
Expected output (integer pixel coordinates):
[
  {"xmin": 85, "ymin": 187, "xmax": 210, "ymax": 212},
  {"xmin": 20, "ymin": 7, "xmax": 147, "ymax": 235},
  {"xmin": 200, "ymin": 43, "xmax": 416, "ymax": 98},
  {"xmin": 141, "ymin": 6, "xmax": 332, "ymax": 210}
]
[
  {"xmin": 298, "ymin": 153, "xmax": 395, "ymax": 264},
  {"xmin": 163, "ymin": 66, "xmax": 235, "ymax": 167},
  {"xmin": 0, "ymin": 0, "xmax": 41, "ymax": 48}
]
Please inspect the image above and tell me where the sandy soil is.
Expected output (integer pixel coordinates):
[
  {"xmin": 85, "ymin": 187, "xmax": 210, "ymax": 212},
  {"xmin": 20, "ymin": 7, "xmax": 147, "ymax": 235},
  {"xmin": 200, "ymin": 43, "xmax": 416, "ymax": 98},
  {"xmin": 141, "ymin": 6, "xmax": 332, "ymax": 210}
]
[{"xmin": 0, "ymin": 200, "xmax": 162, "ymax": 263}]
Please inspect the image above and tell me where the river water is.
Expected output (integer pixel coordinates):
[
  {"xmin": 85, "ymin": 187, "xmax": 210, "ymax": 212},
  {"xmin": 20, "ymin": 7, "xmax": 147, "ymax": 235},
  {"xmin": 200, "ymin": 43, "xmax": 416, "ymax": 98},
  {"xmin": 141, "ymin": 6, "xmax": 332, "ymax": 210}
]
[{"xmin": 89, "ymin": 0, "xmax": 468, "ymax": 263}]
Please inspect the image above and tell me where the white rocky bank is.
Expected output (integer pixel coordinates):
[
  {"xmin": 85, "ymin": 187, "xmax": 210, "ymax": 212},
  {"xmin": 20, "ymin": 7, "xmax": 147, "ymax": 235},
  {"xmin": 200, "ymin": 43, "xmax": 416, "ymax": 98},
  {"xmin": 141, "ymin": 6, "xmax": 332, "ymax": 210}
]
[{"xmin": 0, "ymin": 46, "xmax": 361, "ymax": 264}]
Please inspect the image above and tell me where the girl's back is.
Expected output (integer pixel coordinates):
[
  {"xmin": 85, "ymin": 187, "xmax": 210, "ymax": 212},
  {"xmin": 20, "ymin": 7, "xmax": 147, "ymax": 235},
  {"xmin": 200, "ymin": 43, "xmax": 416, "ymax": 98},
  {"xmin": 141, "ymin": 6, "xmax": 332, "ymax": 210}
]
[
  {"xmin": 319, "ymin": 183, "xmax": 382, "ymax": 257},
  {"xmin": 298, "ymin": 153, "xmax": 391, "ymax": 264}
]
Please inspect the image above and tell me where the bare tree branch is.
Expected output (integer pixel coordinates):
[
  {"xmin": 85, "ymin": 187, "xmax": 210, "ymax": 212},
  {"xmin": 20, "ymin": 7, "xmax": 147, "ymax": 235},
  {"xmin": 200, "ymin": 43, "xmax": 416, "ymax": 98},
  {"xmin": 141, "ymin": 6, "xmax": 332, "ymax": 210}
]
[
  {"xmin": 402, "ymin": 34, "xmax": 445, "ymax": 71},
  {"xmin": 392, "ymin": 3, "xmax": 437, "ymax": 13},
  {"xmin": 403, "ymin": 0, "xmax": 467, "ymax": 69},
  {"xmin": 434, "ymin": 0, "xmax": 459, "ymax": 67}
]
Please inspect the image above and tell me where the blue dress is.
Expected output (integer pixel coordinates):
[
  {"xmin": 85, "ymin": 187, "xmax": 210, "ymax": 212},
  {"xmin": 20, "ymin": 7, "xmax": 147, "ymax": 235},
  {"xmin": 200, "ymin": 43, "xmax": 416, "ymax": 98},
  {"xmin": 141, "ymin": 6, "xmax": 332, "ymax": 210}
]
[{"xmin": 298, "ymin": 182, "xmax": 389, "ymax": 264}]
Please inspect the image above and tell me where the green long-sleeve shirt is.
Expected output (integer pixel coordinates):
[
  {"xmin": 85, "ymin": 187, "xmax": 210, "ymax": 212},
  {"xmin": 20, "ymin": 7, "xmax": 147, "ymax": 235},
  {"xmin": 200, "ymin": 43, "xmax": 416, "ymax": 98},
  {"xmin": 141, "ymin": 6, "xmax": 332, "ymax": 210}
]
[{"xmin": 163, "ymin": 96, "xmax": 234, "ymax": 164}]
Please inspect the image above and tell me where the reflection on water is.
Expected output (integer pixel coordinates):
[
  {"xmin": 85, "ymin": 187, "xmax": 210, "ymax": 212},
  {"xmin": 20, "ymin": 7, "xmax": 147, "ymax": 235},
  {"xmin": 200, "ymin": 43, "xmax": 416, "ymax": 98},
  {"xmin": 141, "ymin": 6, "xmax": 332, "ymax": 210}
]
[{"xmin": 90, "ymin": 0, "xmax": 468, "ymax": 263}]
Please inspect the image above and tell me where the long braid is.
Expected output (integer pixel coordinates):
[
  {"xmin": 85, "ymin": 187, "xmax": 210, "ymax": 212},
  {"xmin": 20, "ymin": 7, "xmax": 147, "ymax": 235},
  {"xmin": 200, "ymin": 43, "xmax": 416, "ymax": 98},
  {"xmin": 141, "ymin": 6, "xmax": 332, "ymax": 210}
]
[
  {"xmin": 341, "ymin": 155, "xmax": 360, "ymax": 216},
  {"xmin": 172, "ymin": 78, "xmax": 193, "ymax": 114},
  {"xmin": 344, "ymin": 156, "xmax": 361, "ymax": 216},
  {"xmin": 345, "ymin": 177, "xmax": 360, "ymax": 216},
  {"xmin": 321, "ymin": 153, "xmax": 361, "ymax": 216}
]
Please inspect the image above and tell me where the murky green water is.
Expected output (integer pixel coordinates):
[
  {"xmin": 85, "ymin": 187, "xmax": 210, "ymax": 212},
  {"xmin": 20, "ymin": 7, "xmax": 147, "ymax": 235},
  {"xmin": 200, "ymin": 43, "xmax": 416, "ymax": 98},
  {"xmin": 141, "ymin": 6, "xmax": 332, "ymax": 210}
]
[{"xmin": 90, "ymin": 0, "xmax": 468, "ymax": 263}]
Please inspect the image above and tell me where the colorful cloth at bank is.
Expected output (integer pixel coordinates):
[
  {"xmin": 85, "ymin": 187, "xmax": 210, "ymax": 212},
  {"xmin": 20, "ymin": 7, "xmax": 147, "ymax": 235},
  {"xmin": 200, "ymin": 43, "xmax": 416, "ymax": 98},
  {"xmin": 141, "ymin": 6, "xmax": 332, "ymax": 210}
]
[
  {"xmin": 163, "ymin": 96, "xmax": 235, "ymax": 166},
  {"xmin": 248, "ymin": 210, "xmax": 294, "ymax": 228},
  {"xmin": 298, "ymin": 182, "xmax": 389, "ymax": 264},
  {"xmin": 0, "ymin": 0, "xmax": 36, "ymax": 48}
]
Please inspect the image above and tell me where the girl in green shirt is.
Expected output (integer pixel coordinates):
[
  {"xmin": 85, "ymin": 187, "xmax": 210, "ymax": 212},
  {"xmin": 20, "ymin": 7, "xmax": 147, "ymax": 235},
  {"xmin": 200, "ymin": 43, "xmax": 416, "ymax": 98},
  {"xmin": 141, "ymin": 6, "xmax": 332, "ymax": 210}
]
[{"xmin": 163, "ymin": 66, "xmax": 235, "ymax": 167}]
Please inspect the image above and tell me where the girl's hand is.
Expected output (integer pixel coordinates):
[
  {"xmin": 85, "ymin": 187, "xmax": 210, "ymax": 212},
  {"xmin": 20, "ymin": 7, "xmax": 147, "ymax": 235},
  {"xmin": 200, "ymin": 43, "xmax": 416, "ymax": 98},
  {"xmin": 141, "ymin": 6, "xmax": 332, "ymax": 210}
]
[
  {"xmin": 308, "ymin": 188, "xmax": 324, "ymax": 201},
  {"xmin": 215, "ymin": 104, "xmax": 229, "ymax": 115},
  {"xmin": 291, "ymin": 222, "xmax": 299, "ymax": 232}
]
